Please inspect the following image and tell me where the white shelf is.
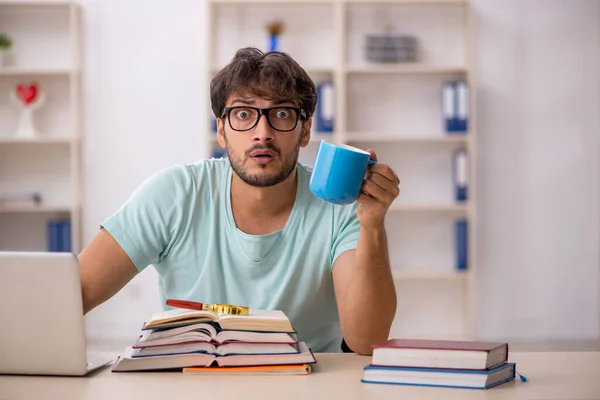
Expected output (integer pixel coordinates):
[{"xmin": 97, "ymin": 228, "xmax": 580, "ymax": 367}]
[
  {"xmin": 208, "ymin": 0, "xmax": 476, "ymax": 341},
  {"xmin": 0, "ymin": 1, "xmax": 73, "ymax": 6},
  {"xmin": 210, "ymin": 0, "xmax": 468, "ymax": 4},
  {"xmin": 210, "ymin": 0, "xmax": 335, "ymax": 4},
  {"xmin": 389, "ymin": 203, "xmax": 468, "ymax": 212},
  {"xmin": 347, "ymin": 134, "xmax": 469, "ymax": 143},
  {"xmin": 210, "ymin": 66, "xmax": 335, "ymax": 75},
  {"xmin": 392, "ymin": 269, "xmax": 468, "ymax": 280},
  {"xmin": 0, "ymin": 137, "xmax": 77, "ymax": 144},
  {"xmin": 0, "ymin": 67, "xmax": 75, "ymax": 76},
  {"xmin": 347, "ymin": 65, "xmax": 468, "ymax": 75},
  {"xmin": 0, "ymin": 2, "xmax": 82, "ymax": 253},
  {"xmin": 0, "ymin": 205, "xmax": 73, "ymax": 214}
]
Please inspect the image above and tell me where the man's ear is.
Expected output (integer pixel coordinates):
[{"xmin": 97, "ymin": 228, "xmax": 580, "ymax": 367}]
[
  {"xmin": 216, "ymin": 117, "xmax": 226, "ymax": 149},
  {"xmin": 300, "ymin": 119, "xmax": 312, "ymax": 148}
]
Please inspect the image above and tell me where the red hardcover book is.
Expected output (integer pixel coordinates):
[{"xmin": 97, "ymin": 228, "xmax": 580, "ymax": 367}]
[{"xmin": 371, "ymin": 339, "xmax": 509, "ymax": 370}]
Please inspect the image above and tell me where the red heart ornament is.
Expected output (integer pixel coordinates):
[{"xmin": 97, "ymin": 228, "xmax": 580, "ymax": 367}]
[{"xmin": 16, "ymin": 83, "xmax": 38, "ymax": 105}]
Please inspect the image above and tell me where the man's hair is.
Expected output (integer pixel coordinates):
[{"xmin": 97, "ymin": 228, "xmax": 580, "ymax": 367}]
[{"xmin": 210, "ymin": 47, "xmax": 317, "ymax": 120}]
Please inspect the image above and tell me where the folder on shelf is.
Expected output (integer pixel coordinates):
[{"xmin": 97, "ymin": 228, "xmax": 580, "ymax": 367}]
[
  {"xmin": 442, "ymin": 81, "xmax": 469, "ymax": 134},
  {"xmin": 47, "ymin": 219, "xmax": 71, "ymax": 253},
  {"xmin": 315, "ymin": 81, "xmax": 334, "ymax": 133},
  {"xmin": 455, "ymin": 219, "xmax": 468, "ymax": 271},
  {"xmin": 453, "ymin": 148, "xmax": 468, "ymax": 202}
]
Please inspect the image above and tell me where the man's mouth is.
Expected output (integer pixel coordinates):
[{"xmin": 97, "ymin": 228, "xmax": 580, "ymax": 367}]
[{"xmin": 249, "ymin": 149, "xmax": 276, "ymax": 165}]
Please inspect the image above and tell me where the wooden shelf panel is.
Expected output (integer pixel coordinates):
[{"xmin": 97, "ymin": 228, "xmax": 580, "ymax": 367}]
[
  {"xmin": 347, "ymin": 134, "xmax": 468, "ymax": 143},
  {"xmin": 0, "ymin": 205, "xmax": 73, "ymax": 214},
  {"xmin": 389, "ymin": 203, "xmax": 468, "ymax": 212},
  {"xmin": 392, "ymin": 269, "xmax": 469, "ymax": 280},
  {"xmin": 347, "ymin": 65, "xmax": 468, "ymax": 74}
]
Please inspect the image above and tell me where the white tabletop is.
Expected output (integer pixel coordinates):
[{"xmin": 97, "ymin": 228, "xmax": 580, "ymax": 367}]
[{"xmin": 1, "ymin": 351, "xmax": 599, "ymax": 400}]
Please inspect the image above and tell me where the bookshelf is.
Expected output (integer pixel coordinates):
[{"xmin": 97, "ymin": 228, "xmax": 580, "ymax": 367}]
[
  {"xmin": 0, "ymin": 1, "xmax": 82, "ymax": 253},
  {"xmin": 207, "ymin": 0, "xmax": 476, "ymax": 340}
]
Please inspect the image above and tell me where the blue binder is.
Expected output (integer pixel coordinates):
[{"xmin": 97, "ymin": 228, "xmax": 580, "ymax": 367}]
[
  {"xmin": 315, "ymin": 81, "xmax": 334, "ymax": 133},
  {"xmin": 455, "ymin": 219, "xmax": 468, "ymax": 271},
  {"xmin": 47, "ymin": 219, "xmax": 71, "ymax": 252},
  {"xmin": 60, "ymin": 220, "xmax": 71, "ymax": 252},
  {"xmin": 442, "ymin": 80, "xmax": 468, "ymax": 134},
  {"xmin": 47, "ymin": 221, "xmax": 61, "ymax": 252}
]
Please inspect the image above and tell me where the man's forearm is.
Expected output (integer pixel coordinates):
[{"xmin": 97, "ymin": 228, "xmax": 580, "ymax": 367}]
[{"xmin": 341, "ymin": 225, "xmax": 397, "ymax": 355}]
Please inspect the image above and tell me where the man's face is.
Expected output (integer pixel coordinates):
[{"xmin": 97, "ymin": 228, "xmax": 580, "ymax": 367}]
[{"xmin": 217, "ymin": 94, "xmax": 311, "ymax": 188}]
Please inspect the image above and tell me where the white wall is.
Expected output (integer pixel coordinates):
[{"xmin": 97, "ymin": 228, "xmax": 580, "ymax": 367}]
[
  {"xmin": 474, "ymin": 0, "xmax": 600, "ymax": 341},
  {"xmin": 78, "ymin": 0, "xmax": 600, "ymax": 345},
  {"xmin": 78, "ymin": 0, "xmax": 210, "ymax": 342}
]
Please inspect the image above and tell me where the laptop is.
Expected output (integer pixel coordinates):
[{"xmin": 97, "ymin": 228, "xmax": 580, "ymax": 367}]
[{"xmin": 0, "ymin": 251, "xmax": 112, "ymax": 376}]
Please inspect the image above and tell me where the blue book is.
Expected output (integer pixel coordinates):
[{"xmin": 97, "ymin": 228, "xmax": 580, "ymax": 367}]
[
  {"xmin": 456, "ymin": 219, "xmax": 468, "ymax": 271},
  {"xmin": 315, "ymin": 81, "xmax": 334, "ymax": 133},
  {"xmin": 362, "ymin": 362, "xmax": 516, "ymax": 390},
  {"xmin": 47, "ymin": 221, "xmax": 61, "ymax": 252},
  {"xmin": 59, "ymin": 220, "xmax": 71, "ymax": 253}
]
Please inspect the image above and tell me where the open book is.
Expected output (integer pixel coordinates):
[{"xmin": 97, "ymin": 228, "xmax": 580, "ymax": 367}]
[
  {"xmin": 112, "ymin": 342, "xmax": 316, "ymax": 372},
  {"xmin": 132, "ymin": 342, "xmax": 299, "ymax": 357},
  {"xmin": 142, "ymin": 307, "xmax": 294, "ymax": 333},
  {"xmin": 135, "ymin": 322, "xmax": 297, "ymax": 347}
]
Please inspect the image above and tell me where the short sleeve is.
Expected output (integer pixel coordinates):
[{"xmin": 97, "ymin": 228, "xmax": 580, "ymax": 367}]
[
  {"xmin": 331, "ymin": 202, "xmax": 360, "ymax": 265},
  {"xmin": 101, "ymin": 165, "xmax": 191, "ymax": 272}
]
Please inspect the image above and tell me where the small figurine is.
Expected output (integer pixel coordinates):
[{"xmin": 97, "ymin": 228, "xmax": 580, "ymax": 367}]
[{"xmin": 266, "ymin": 20, "xmax": 285, "ymax": 52}]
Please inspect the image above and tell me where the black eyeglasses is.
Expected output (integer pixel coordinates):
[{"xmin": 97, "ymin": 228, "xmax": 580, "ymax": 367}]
[{"xmin": 221, "ymin": 106, "xmax": 307, "ymax": 132}]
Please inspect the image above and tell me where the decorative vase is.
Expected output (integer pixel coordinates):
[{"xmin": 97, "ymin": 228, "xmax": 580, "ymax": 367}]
[{"xmin": 10, "ymin": 83, "xmax": 46, "ymax": 140}]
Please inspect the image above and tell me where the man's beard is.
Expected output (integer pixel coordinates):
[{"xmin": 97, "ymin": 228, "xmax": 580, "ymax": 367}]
[{"xmin": 226, "ymin": 135, "xmax": 303, "ymax": 188}]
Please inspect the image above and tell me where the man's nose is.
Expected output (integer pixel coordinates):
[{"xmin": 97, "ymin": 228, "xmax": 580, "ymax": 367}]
[{"xmin": 251, "ymin": 114, "xmax": 275, "ymax": 142}]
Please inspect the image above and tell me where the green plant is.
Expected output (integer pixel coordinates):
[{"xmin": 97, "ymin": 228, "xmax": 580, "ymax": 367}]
[{"xmin": 0, "ymin": 33, "xmax": 12, "ymax": 50}]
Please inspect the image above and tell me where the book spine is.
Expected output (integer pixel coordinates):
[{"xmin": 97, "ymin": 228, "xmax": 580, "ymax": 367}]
[
  {"xmin": 47, "ymin": 220, "xmax": 60, "ymax": 252},
  {"xmin": 455, "ymin": 219, "xmax": 468, "ymax": 271},
  {"xmin": 59, "ymin": 220, "xmax": 72, "ymax": 253}
]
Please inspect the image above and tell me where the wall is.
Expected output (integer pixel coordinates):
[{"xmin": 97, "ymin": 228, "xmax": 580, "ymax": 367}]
[
  {"xmin": 78, "ymin": 0, "xmax": 209, "ymax": 343},
  {"xmin": 78, "ymin": 0, "xmax": 600, "ymax": 345}
]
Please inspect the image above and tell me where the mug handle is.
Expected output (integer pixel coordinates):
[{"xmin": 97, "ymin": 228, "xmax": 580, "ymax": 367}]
[{"xmin": 368, "ymin": 159, "xmax": 377, "ymax": 166}]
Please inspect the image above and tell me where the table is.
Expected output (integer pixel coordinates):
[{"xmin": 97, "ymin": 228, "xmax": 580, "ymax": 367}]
[{"xmin": 1, "ymin": 352, "xmax": 599, "ymax": 400}]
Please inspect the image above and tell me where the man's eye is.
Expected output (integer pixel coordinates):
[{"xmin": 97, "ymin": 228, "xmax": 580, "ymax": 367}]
[
  {"xmin": 275, "ymin": 110, "xmax": 290, "ymax": 119},
  {"xmin": 236, "ymin": 110, "xmax": 251, "ymax": 119}
]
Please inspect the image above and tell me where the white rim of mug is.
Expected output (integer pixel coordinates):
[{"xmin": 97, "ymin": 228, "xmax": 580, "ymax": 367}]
[{"xmin": 320, "ymin": 140, "xmax": 371, "ymax": 156}]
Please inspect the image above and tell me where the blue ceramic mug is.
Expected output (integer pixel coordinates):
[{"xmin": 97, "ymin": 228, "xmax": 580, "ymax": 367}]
[{"xmin": 309, "ymin": 140, "xmax": 376, "ymax": 205}]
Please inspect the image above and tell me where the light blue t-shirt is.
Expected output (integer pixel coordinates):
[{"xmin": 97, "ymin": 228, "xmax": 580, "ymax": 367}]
[{"xmin": 101, "ymin": 158, "xmax": 360, "ymax": 353}]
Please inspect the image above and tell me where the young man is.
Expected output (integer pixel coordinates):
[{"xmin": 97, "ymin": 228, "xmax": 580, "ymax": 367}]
[{"xmin": 79, "ymin": 47, "xmax": 399, "ymax": 355}]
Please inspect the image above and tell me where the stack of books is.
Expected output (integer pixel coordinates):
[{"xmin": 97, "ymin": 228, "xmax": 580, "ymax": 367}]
[
  {"xmin": 361, "ymin": 338, "xmax": 519, "ymax": 390},
  {"xmin": 111, "ymin": 304, "xmax": 316, "ymax": 375}
]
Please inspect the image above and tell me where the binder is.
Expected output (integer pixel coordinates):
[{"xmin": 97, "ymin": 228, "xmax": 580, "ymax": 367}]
[
  {"xmin": 442, "ymin": 81, "xmax": 468, "ymax": 134},
  {"xmin": 455, "ymin": 219, "xmax": 468, "ymax": 271},
  {"xmin": 316, "ymin": 81, "xmax": 334, "ymax": 133},
  {"xmin": 442, "ymin": 81, "xmax": 457, "ymax": 132},
  {"xmin": 47, "ymin": 221, "xmax": 61, "ymax": 252},
  {"xmin": 456, "ymin": 80, "xmax": 469, "ymax": 132},
  {"xmin": 453, "ymin": 149, "xmax": 468, "ymax": 202}
]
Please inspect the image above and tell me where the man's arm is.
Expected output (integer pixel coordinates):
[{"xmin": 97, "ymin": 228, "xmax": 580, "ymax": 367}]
[
  {"xmin": 333, "ymin": 232, "xmax": 396, "ymax": 355},
  {"xmin": 332, "ymin": 150, "xmax": 400, "ymax": 355},
  {"xmin": 78, "ymin": 228, "xmax": 138, "ymax": 314}
]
